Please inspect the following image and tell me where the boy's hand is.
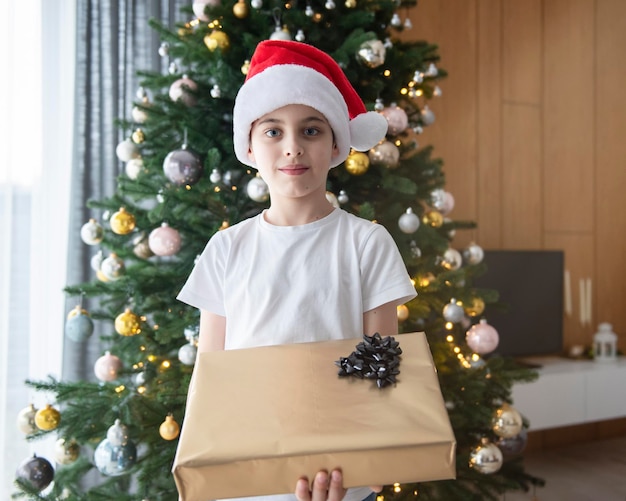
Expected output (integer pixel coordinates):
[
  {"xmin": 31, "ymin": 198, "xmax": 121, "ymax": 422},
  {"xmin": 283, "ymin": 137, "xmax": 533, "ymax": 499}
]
[
  {"xmin": 295, "ymin": 470, "xmax": 346, "ymax": 501},
  {"xmin": 295, "ymin": 470, "xmax": 383, "ymax": 501}
]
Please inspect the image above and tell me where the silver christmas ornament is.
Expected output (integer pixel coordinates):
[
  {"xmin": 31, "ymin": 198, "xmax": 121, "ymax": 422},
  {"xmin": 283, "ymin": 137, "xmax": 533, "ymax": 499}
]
[
  {"xmin": 163, "ymin": 145, "xmax": 203, "ymax": 186},
  {"xmin": 469, "ymin": 438, "xmax": 503, "ymax": 474},
  {"xmin": 100, "ymin": 254, "xmax": 125, "ymax": 281},
  {"xmin": 463, "ymin": 242, "xmax": 484, "ymax": 265},
  {"xmin": 420, "ymin": 105, "xmax": 436, "ymax": 125},
  {"xmin": 443, "ymin": 299, "xmax": 464, "ymax": 323},
  {"xmin": 368, "ymin": 140, "xmax": 400, "ymax": 168},
  {"xmin": 442, "ymin": 248, "xmax": 463, "ymax": 270},
  {"xmin": 356, "ymin": 39, "xmax": 386, "ymax": 68},
  {"xmin": 492, "ymin": 403, "xmax": 523, "ymax": 439},
  {"xmin": 209, "ymin": 168, "xmax": 222, "ymax": 183},
  {"xmin": 337, "ymin": 190, "xmax": 349, "ymax": 204}
]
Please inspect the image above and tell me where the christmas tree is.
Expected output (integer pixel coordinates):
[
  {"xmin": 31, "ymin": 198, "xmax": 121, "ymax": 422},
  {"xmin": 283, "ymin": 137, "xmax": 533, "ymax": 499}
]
[{"xmin": 15, "ymin": 0, "xmax": 541, "ymax": 499}]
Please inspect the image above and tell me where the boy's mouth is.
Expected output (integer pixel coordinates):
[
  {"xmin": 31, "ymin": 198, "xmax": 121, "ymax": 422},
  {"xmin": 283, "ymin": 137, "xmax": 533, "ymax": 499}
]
[{"xmin": 279, "ymin": 165, "xmax": 309, "ymax": 175}]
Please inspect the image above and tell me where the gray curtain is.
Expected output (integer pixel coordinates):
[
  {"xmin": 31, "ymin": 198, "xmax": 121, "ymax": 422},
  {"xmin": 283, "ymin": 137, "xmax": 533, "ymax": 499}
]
[{"xmin": 63, "ymin": 0, "xmax": 188, "ymax": 381}]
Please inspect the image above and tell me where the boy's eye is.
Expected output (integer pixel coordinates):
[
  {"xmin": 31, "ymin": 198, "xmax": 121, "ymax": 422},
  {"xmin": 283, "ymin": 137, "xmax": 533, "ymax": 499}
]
[
  {"xmin": 264, "ymin": 128, "xmax": 281, "ymax": 138},
  {"xmin": 303, "ymin": 127, "xmax": 319, "ymax": 136}
]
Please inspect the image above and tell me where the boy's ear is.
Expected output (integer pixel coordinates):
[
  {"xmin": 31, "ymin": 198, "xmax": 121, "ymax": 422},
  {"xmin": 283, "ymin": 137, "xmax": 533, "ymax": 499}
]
[
  {"xmin": 247, "ymin": 147, "xmax": 255, "ymax": 162},
  {"xmin": 331, "ymin": 142, "xmax": 340, "ymax": 159}
]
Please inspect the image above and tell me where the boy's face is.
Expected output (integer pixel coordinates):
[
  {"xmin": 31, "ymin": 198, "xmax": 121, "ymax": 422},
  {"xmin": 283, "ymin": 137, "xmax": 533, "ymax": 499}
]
[{"xmin": 248, "ymin": 104, "xmax": 339, "ymax": 203}]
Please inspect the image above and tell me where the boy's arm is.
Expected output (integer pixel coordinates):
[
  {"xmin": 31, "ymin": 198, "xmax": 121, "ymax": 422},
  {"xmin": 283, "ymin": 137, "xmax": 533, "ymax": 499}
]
[
  {"xmin": 197, "ymin": 309, "xmax": 226, "ymax": 352},
  {"xmin": 363, "ymin": 301, "xmax": 398, "ymax": 337}
]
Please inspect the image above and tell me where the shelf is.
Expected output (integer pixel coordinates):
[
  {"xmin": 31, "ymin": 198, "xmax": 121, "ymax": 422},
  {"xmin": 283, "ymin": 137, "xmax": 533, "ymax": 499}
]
[{"xmin": 511, "ymin": 357, "xmax": 626, "ymax": 430}]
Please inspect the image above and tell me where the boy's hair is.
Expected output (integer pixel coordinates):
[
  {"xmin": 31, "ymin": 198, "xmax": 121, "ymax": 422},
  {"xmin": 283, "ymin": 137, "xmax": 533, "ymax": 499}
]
[{"xmin": 233, "ymin": 40, "xmax": 388, "ymax": 168}]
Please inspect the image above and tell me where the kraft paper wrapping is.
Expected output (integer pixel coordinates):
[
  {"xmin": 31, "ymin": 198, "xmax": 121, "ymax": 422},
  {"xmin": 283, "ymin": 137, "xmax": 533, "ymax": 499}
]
[{"xmin": 172, "ymin": 332, "xmax": 456, "ymax": 501}]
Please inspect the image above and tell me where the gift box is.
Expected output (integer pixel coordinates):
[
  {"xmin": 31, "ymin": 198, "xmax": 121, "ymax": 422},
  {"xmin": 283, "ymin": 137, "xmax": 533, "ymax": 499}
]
[{"xmin": 172, "ymin": 332, "xmax": 456, "ymax": 501}]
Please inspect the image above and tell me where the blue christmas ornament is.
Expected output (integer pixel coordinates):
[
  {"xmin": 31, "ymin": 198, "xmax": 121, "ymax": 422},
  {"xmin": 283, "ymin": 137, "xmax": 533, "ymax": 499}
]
[
  {"xmin": 93, "ymin": 438, "xmax": 137, "ymax": 476},
  {"xmin": 65, "ymin": 306, "xmax": 94, "ymax": 342}
]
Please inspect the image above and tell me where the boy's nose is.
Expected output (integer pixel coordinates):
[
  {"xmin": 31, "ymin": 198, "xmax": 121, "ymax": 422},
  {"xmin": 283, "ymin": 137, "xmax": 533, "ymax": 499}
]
[{"xmin": 284, "ymin": 137, "xmax": 304, "ymax": 157}]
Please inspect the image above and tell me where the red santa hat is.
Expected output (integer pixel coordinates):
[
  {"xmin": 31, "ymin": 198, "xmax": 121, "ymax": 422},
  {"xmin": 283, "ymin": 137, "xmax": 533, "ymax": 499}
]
[{"xmin": 233, "ymin": 40, "xmax": 388, "ymax": 168}]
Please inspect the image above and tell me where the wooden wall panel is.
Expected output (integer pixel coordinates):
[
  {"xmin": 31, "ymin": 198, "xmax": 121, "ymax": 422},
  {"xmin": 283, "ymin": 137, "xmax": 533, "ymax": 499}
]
[
  {"xmin": 502, "ymin": 0, "xmax": 542, "ymax": 104},
  {"xmin": 595, "ymin": 0, "xmax": 626, "ymax": 348},
  {"xmin": 543, "ymin": 0, "xmax": 594, "ymax": 232},
  {"xmin": 544, "ymin": 233, "xmax": 595, "ymax": 350},
  {"xmin": 501, "ymin": 104, "xmax": 543, "ymax": 248},
  {"xmin": 476, "ymin": 0, "xmax": 503, "ymax": 248}
]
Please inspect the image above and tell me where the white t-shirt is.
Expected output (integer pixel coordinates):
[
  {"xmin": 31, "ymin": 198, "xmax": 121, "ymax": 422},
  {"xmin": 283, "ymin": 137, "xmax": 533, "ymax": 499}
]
[
  {"xmin": 177, "ymin": 208, "xmax": 417, "ymax": 501},
  {"xmin": 178, "ymin": 208, "xmax": 416, "ymax": 350}
]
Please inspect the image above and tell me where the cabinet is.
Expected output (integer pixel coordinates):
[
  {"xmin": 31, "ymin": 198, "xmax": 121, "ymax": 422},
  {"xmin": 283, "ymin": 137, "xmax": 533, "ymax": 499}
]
[{"xmin": 511, "ymin": 358, "xmax": 626, "ymax": 431}]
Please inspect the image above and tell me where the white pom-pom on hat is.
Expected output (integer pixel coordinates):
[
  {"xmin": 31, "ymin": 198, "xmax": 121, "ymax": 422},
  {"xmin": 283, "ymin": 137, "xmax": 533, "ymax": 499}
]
[{"xmin": 233, "ymin": 40, "xmax": 388, "ymax": 169}]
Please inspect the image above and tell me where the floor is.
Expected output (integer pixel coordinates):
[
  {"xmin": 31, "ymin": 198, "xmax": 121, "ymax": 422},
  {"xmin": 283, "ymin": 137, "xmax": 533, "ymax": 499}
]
[{"xmin": 504, "ymin": 435, "xmax": 626, "ymax": 501}]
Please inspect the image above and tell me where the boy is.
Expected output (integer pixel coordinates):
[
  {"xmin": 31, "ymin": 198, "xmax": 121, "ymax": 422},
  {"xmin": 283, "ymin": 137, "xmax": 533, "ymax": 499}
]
[{"xmin": 177, "ymin": 40, "xmax": 417, "ymax": 501}]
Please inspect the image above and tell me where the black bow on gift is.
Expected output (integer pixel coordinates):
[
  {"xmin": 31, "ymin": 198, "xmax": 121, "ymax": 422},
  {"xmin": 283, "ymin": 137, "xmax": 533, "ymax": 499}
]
[{"xmin": 335, "ymin": 333, "xmax": 402, "ymax": 388}]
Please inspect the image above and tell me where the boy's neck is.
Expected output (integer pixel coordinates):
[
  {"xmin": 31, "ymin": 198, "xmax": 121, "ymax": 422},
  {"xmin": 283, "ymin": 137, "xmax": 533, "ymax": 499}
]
[{"xmin": 264, "ymin": 197, "xmax": 335, "ymax": 226}]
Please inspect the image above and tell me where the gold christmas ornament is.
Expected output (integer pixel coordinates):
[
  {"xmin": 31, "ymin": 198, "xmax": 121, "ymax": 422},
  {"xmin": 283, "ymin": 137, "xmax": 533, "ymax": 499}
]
[
  {"xmin": 465, "ymin": 297, "xmax": 485, "ymax": 317},
  {"xmin": 241, "ymin": 59, "xmax": 251, "ymax": 75},
  {"xmin": 159, "ymin": 414, "xmax": 181, "ymax": 441},
  {"xmin": 115, "ymin": 308, "xmax": 142, "ymax": 336},
  {"xmin": 131, "ymin": 128, "xmax": 145, "ymax": 144},
  {"xmin": 233, "ymin": 0, "xmax": 249, "ymax": 18},
  {"xmin": 110, "ymin": 207, "xmax": 136, "ymax": 235},
  {"xmin": 345, "ymin": 0, "xmax": 356, "ymax": 7},
  {"xmin": 396, "ymin": 304, "xmax": 409, "ymax": 322},
  {"xmin": 204, "ymin": 30, "xmax": 230, "ymax": 52},
  {"xmin": 422, "ymin": 209, "xmax": 443, "ymax": 228},
  {"xmin": 35, "ymin": 404, "xmax": 61, "ymax": 431},
  {"xmin": 344, "ymin": 150, "xmax": 370, "ymax": 175}
]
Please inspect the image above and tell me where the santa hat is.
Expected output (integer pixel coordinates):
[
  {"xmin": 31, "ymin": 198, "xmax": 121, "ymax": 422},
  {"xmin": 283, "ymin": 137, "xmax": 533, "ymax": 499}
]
[{"xmin": 233, "ymin": 40, "xmax": 388, "ymax": 168}]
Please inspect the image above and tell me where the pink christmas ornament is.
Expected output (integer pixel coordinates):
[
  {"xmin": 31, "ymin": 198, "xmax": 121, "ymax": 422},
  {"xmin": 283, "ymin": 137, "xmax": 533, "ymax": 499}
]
[
  {"xmin": 148, "ymin": 223, "xmax": 181, "ymax": 256},
  {"xmin": 169, "ymin": 76, "xmax": 198, "ymax": 106},
  {"xmin": 381, "ymin": 105, "xmax": 409, "ymax": 136},
  {"xmin": 94, "ymin": 351, "xmax": 122, "ymax": 382},
  {"xmin": 466, "ymin": 319, "xmax": 500, "ymax": 354}
]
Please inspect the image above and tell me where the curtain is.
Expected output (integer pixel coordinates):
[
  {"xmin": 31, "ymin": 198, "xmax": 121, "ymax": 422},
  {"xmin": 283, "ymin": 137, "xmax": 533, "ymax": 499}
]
[
  {"xmin": 1, "ymin": 0, "xmax": 187, "ymax": 494},
  {"xmin": 0, "ymin": 0, "xmax": 75, "ymax": 494}
]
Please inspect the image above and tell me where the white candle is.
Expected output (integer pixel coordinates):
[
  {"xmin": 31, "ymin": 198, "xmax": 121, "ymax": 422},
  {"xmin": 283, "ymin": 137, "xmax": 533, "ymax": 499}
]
[
  {"xmin": 579, "ymin": 279, "xmax": 586, "ymax": 325},
  {"xmin": 564, "ymin": 270, "xmax": 572, "ymax": 316},
  {"xmin": 586, "ymin": 278, "xmax": 592, "ymax": 326}
]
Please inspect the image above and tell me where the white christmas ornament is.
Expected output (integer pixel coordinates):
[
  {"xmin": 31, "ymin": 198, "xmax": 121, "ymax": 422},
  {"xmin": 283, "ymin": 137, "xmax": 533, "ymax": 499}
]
[
  {"xmin": 398, "ymin": 208, "xmax": 420, "ymax": 234},
  {"xmin": 115, "ymin": 138, "xmax": 140, "ymax": 162},
  {"xmin": 100, "ymin": 253, "xmax": 125, "ymax": 281},
  {"xmin": 246, "ymin": 176, "xmax": 269, "ymax": 202},
  {"xmin": 125, "ymin": 157, "xmax": 144, "ymax": 180},
  {"xmin": 192, "ymin": 0, "xmax": 220, "ymax": 21},
  {"xmin": 178, "ymin": 342, "xmax": 198, "ymax": 366},
  {"xmin": 80, "ymin": 219, "xmax": 104, "ymax": 245}
]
